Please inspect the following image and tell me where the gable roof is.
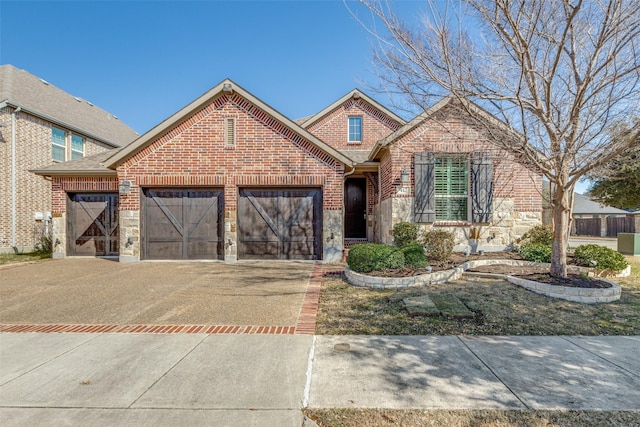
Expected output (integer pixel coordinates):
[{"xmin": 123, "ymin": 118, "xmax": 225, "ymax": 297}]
[
  {"xmin": 573, "ymin": 193, "xmax": 629, "ymax": 215},
  {"xmin": 104, "ymin": 78, "xmax": 354, "ymax": 170},
  {"xmin": 298, "ymin": 88, "xmax": 405, "ymax": 129},
  {"xmin": 369, "ymin": 94, "xmax": 521, "ymax": 160},
  {"xmin": 1, "ymin": 65, "xmax": 139, "ymax": 147}
]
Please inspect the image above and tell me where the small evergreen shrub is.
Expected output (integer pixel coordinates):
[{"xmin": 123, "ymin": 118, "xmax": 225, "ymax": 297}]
[
  {"xmin": 392, "ymin": 221, "xmax": 419, "ymax": 248},
  {"xmin": 520, "ymin": 224, "xmax": 553, "ymax": 246},
  {"xmin": 34, "ymin": 235, "xmax": 52, "ymax": 254},
  {"xmin": 401, "ymin": 243, "xmax": 429, "ymax": 268},
  {"xmin": 518, "ymin": 243, "xmax": 552, "ymax": 263},
  {"xmin": 346, "ymin": 243, "xmax": 405, "ymax": 273},
  {"xmin": 420, "ymin": 229, "xmax": 454, "ymax": 261},
  {"xmin": 573, "ymin": 244, "xmax": 628, "ymax": 272}
]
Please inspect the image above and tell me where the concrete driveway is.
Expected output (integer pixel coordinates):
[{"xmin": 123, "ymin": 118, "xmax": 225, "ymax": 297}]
[{"xmin": 0, "ymin": 258, "xmax": 314, "ymax": 327}]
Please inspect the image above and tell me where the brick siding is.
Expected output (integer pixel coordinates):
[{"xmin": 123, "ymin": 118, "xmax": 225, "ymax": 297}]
[
  {"xmin": 305, "ymin": 98, "xmax": 401, "ymax": 153},
  {"xmin": 117, "ymin": 93, "xmax": 344, "ymax": 212},
  {"xmin": 1, "ymin": 107, "xmax": 113, "ymax": 251},
  {"xmin": 378, "ymin": 104, "xmax": 542, "ymax": 213}
]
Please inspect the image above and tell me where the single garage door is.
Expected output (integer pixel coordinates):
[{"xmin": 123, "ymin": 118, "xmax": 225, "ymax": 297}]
[
  {"xmin": 238, "ymin": 188, "xmax": 322, "ymax": 260},
  {"xmin": 68, "ymin": 193, "xmax": 119, "ymax": 256},
  {"xmin": 143, "ymin": 188, "xmax": 224, "ymax": 260}
]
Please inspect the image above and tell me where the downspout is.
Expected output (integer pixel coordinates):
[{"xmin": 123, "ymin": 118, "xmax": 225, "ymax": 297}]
[{"xmin": 11, "ymin": 106, "xmax": 21, "ymax": 253}]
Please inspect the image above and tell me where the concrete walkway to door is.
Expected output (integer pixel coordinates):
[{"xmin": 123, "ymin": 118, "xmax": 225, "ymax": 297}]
[{"xmin": 0, "ymin": 258, "xmax": 316, "ymax": 329}]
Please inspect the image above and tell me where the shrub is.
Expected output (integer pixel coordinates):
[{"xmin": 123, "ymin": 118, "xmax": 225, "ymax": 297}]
[
  {"xmin": 34, "ymin": 235, "xmax": 52, "ymax": 254},
  {"xmin": 401, "ymin": 243, "xmax": 429, "ymax": 268},
  {"xmin": 573, "ymin": 244, "xmax": 628, "ymax": 272},
  {"xmin": 420, "ymin": 229, "xmax": 454, "ymax": 261},
  {"xmin": 346, "ymin": 243, "xmax": 405, "ymax": 273},
  {"xmin": 392, "ymin": 221, "xmax": 419, "ymax": 248},
  {"xmin": 518, "ymin": 243, "xmax": 552, "ymax": 263},
  {"xmin": 520, "ymin": 224, "xmax": 553, "ymax": 246}
]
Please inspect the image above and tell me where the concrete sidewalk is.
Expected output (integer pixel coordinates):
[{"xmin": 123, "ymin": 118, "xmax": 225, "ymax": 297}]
[{"xmin": 1, "ymin": 334, "xmax": 639, "ymax": 426}]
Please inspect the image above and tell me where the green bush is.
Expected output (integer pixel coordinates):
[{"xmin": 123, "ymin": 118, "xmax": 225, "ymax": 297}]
[
  {"xmin": 392, "ymin": 221, "xmax": 419, "ymax": 248},
  {"xmin": 346, "ymin": 243, "xmax": 405, "ymax": 273},
  {"xmin": 401, "ymin": 243, "xmax": 429, "ymax": 268},
  {"xmin": 573, "ymin": 244, "xmax": 628, "ymax": 272},
  {"xmin": 521, "ymin": 224, "xmax": 553, "ymax": 246},
  {"xmin": 518, "ymin": 243, "xmax": 552, "ymax": 263},
  {"xmin": 420, "ymin": 229, "xmax": 454, "ymax": 261}
]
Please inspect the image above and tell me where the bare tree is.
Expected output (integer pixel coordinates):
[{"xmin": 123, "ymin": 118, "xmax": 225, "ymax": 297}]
[{"xmin": 355, "ymin": 0, "xmax": 640, "ymax": 277}]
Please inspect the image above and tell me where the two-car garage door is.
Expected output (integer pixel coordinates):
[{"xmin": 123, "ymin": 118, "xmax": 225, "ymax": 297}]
[{"xmin": 141, "ymin": 187, "xmax": 321, "ymax": 260}]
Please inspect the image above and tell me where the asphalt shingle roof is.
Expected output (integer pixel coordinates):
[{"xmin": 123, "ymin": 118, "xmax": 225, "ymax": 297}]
[{"xmin": 0, "ymin": 65, "xmax": 139, "ymax": 147}]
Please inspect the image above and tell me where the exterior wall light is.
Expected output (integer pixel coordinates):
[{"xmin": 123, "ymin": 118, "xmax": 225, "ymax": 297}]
[{"xmin": 400, "ymin": 169, "xmax": 410, "ymax": 184}]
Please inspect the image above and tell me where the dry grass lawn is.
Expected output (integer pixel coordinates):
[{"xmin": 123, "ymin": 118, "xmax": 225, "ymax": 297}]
[
  {"xmin": 317, "ymin": 256, "xmax": 640, "ymax": 336},
  {"xmin": 304, "ymin": 408, "xmax": 640, "ymax": 427}
]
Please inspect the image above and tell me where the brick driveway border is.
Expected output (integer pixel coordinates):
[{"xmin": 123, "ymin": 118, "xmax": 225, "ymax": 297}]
[{"xmin": 0, "ymin": 258, "xmax": 324, "ymax": 335}]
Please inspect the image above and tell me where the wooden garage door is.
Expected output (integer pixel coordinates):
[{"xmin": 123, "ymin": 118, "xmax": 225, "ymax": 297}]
[
  {"xmin": 238, "ymin": 188, "xmax": 322, "ymax": 260},
  {"xmin": 68, "ymin": 193, "xmax": 119, "ymax": 256},
  {"xmin": 143, "ymin": 189, "xmax": 224, "ymax": 260}
]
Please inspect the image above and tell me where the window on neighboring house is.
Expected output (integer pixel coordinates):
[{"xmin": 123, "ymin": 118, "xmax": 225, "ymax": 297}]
[
  {"xmin": 435, "ymin": 156, "xmax": 469, "ymax": 221},
  {"xmin": 414, "ymin": 151, "xmax": 493, "ymax": 223},
  {"xmin": 224, "ymin": 117, "xmax": 236, "ymax": 146},
  {"xmin": 348, "ymin": 117, "xmax": 362, "ymax": 142},
  {"xmin": 52, "ymin": 127, "xmax": 67, "ymax": 161},
  {"xmin": 51, "ymin": 127, "xmax": 85, "ymax": 161},
  {"xmin": 71, "ymin": 134, "xmax": 85, "ymax": 159}
]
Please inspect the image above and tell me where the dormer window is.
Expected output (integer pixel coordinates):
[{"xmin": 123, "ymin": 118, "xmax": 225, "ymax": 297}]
[{"xmin": 348, "ymin": 116, "xmax": 362, "ymax": 143}]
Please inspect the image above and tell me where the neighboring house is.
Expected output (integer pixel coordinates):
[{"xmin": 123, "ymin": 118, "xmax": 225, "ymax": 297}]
[
  {"xmin": 570, "ymin": 192, "xmax": 634, "ymax": 237},
  {"xmin": 33, "ymin": 79, "xmax": 543, "ymax": 262},
  {"xmin": 0, "ymin": 65, "xmax": 139, "ymax": 253}
]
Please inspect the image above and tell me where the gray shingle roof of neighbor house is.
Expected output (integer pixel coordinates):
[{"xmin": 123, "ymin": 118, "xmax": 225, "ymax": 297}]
[
  {"xmin": 0, "ymin": 64, "xmax": 139, "ymax": 147},
  {"xmin": 573, "ymin": 193, "xmax": 630, "ymax": 215}
]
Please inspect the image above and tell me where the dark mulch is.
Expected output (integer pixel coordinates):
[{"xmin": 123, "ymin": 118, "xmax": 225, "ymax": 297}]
[
  {"xmin": 516, "ymin": 273, "xmax": 612, "ymax": 288},
  {"xmin": 356, "ymin": 251, "xmax": 615, "ymax": 289}
]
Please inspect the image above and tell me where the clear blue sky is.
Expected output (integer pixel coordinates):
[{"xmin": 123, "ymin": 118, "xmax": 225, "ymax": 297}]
[
  {"xmin": 1, "ymin": 0, "xmax": 425, "ymax": 134},
  {"xmin": 0, "ymin": 0, "xmax": 594, "ymax": 193}
]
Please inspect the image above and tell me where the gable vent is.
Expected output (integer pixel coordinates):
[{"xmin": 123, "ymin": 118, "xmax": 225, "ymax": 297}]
[{"xmin": 224, "ymin": 117, "xmax": 236, "ymax": 147}]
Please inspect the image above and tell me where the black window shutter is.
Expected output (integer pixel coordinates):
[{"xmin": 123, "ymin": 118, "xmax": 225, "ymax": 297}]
[
  {"xmin": 472, "ymin": 151, "xmax": 494, "ymax": 223},
  {"xmin": 414, "ymin": 152, "xmax": 435, "ymax": 222}
]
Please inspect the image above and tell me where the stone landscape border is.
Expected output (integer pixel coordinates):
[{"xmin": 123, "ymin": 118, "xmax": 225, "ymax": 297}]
[{"xmin": 344, "ymin": 259, "xmax": 623, "ymax": 304}]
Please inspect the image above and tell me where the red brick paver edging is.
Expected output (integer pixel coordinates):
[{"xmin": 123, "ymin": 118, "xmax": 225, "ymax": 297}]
[
  {"xmin": 293, "ymin": 262, "xmax": 323, "ymax": 334},
  {"xmin": 0, "ymin": 262, "xmax": 327, "ymax": 336},
  {"xmin": 0, "ymin": 324, "xmax": 296, "ymax": 334}
]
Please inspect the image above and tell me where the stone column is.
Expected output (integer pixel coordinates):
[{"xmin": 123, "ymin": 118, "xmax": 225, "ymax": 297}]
[
  {"xmin": 224, "ymin": 210, "xmax": 237, "ymax": 262},
  {"xmin": 119, "ymin": 210, "xmax": 140, "ymax": 262},
  {"xmin": 51, "ymin": 213, "xmax": 66, "ymax": 259},
  {"xmin": 323, "ymin": 209, "xmax": 343, "ymax": 262}
]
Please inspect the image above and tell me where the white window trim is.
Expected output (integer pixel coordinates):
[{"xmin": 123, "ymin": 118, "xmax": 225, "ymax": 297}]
[{"xmin": 348, "ymin": 116, "xmax": 363, "ymax": 143}]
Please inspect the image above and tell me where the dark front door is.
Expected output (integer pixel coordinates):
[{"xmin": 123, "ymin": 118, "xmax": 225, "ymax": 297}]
[
  {"xmin": 238, "ymin": 188, "xmax": 322, "ymax": 260},
  {"xmin": 345, "ymin": 178, "xmax": 367, "ymax": 239},
  {"xmin": 143, "ymin": 189, "xmax": 224, "ymax": 260},
  {"xmin": 68, "ymin": 193, "xmax": 119, "ymax": 256}
]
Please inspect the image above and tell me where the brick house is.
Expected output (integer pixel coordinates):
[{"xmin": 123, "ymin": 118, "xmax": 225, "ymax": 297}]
[
  {"xmin": 33, "ymin": 79, "xmax": 542, "ymax": 262},
  {"xmin": 0, "ymin": 65, "xmax": 138, "ymax": 253}
]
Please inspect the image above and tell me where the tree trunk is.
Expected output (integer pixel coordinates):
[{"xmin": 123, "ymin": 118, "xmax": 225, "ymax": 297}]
[{"xmin": 550, "ymin": 185, "xmax": 571, "ymax": 278}]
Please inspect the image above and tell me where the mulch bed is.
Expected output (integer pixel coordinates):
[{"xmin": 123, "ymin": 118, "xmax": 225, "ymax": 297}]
[{"xmin": 359, "ymin": 251, "xmax": 614, "ymax": 289}]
